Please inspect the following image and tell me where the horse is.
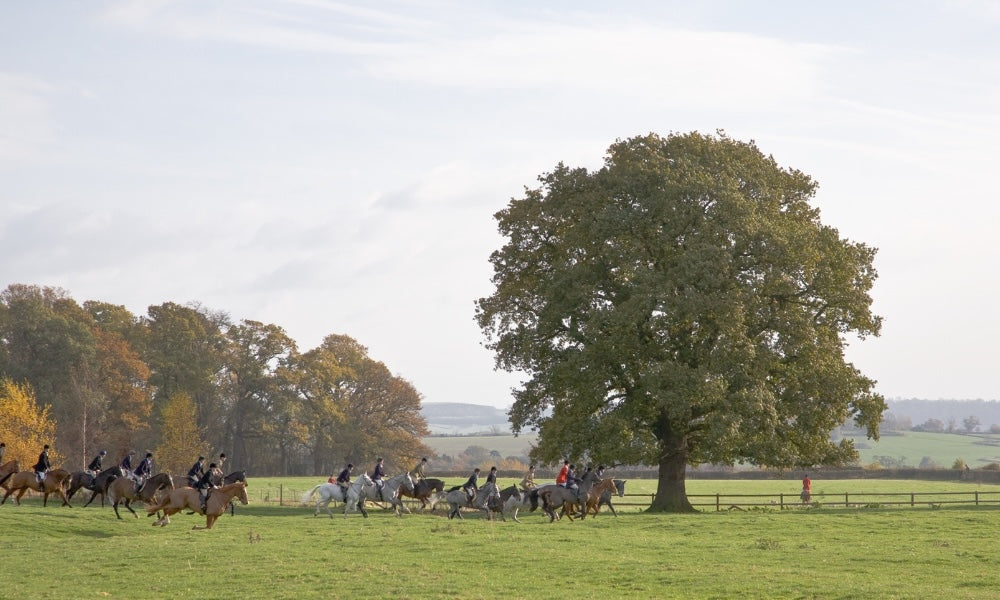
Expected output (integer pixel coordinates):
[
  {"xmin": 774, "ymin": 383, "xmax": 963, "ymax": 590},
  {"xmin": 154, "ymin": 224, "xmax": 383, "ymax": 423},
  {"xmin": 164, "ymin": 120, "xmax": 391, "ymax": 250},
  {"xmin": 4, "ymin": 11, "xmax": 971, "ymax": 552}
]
[
  {"xmin": 537, "ymin": 471, "xmax": 599, "ymax": 523},
  {"xmin": 344, "ymin": 473, "xmax": 377, "ymax": 518},
  {"xmin": 497, "ymin": 484, "xmax": 525, "ymax": 522},
  {"xmin": 147, "ymin": 481, "xmax": 249, "ymax": 529},
  {"xmin": 301, "ymin": 473, "xmax": 377, "ymax": 518},
  {"xmin": 398, "ymin": 477, "xmax": 445, "ymax": 511},
  {"xmin": 588, "ymin": 479, "xmax": 626, "ymax": 517},
  {"xmin": 69, "ymin": 466, "xmax": 123, "ymax": 507},
  {"xmin": 1, "ymin": 468, "xmax": 73, "ymax": 507},
  {"xmin": 582, "ymin": 477, "xmax": 619, "ymax": 518},
  {"xmin": 475, "ymin": 482, "xmax": 506, "ymax": 521},
  {"xmin": 445, "ymin": 486, "xmax": 476, "ymax": 519},
  {"xmin": 107, "ymin": 472, "xmax": 174, "ymax": 519},
  {"xmin": 0, "ymin": 459, "xmax": 19, "ymax": 490},
  {"xmin": 371, "ymin": 472, "xmax": 414, "ymax": 516}
]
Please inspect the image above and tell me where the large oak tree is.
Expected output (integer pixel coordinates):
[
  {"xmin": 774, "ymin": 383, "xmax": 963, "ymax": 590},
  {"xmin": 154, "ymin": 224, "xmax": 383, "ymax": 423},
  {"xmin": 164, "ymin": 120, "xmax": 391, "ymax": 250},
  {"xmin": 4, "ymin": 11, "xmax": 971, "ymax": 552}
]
[{"xmin": 475, "ymin": 132, "xmax": 884, "ymax": 511}]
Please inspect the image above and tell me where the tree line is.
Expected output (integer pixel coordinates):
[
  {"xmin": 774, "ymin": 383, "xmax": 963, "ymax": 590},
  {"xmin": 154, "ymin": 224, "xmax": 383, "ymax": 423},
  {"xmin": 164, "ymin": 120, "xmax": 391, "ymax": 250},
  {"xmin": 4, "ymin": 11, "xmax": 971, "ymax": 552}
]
[{"xmin": 0, "ymin": 283, "xmax": 430, "ymax": 477}]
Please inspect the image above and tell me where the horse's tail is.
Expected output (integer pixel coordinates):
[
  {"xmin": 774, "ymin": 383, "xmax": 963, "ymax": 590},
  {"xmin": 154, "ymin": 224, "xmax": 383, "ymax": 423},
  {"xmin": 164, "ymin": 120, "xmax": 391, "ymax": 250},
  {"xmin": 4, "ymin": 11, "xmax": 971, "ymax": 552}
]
[
  {"xmin": 300, "ymin": 485, "xmax": 321, "ymax": 505},
  {"xmin": 0, "ymin": 470, "xmax": 13, "ymax": 487}
]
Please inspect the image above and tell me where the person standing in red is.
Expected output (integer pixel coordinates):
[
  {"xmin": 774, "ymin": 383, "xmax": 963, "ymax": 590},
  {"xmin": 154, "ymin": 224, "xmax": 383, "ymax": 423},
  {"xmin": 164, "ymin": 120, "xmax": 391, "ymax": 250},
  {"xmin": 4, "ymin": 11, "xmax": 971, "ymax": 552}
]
[
  {"xmin": 556, "ymin": 460, "xmax": 570, "ymax": 486},
  {"xmin": 801, "ymin": 473, "xmax": 812, "ymax": 503}
]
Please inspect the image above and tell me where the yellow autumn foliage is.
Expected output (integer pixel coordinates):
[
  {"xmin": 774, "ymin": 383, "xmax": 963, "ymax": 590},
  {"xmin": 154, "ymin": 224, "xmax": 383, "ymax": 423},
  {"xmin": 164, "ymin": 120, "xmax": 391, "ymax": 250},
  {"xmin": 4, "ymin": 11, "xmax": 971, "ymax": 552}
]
[{"xmin": 0, "ymin": 378, "xmax": 60, "ymax": 468}]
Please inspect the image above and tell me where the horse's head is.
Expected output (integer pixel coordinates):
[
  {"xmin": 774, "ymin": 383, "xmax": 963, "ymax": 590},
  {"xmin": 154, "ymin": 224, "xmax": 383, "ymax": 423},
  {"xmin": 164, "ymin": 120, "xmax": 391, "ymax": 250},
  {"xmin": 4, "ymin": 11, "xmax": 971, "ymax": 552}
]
[
  {"xmin": 402, "ymin": 472, "xmax": 414, "ymax": 493},
  {"xmin": 236, "ymin": 481, "xmax": 249, "ymax": 505}
]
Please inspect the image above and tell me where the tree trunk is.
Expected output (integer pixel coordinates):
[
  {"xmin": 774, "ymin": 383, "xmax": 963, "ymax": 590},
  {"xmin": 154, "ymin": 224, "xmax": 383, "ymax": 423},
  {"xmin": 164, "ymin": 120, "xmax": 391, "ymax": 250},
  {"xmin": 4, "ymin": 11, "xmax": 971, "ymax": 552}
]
[{"xmin": 649, "ymin": 430, "xmax": 695, "ymax": 512}]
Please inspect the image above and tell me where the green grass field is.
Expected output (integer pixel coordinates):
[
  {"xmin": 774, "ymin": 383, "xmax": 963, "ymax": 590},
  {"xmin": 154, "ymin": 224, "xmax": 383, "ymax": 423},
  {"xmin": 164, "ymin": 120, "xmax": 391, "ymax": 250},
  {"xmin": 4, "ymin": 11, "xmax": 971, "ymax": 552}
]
[{"xmin": 5, "ymin": 478, "xmax": 1000, "ymax": 599}]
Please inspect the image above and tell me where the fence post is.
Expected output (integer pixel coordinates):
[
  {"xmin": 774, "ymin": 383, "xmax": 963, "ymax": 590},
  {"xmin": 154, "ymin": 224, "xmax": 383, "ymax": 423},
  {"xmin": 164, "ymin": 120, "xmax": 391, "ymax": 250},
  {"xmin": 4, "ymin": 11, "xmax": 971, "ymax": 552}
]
[
  {"xmin": 716, "ymin": 493, "xmax": 720, "ymax": 512},
  {"xmin": 780, "ymin": 493, "xmax": 784, "ymax": 509},
  {"xmin": 845, "ymin": 492, "xmax": 848, "ymax": 507},
  {"xmin": 976, "ymin": 491, "xmax": 979, "ymax": 506},
  {"xmin": 910, "ymin": 493, "xmax": 914, "ymax": 507},
  {"xmin": 280, "ymin": 484, "xmax": 283, "ymax": 507}
]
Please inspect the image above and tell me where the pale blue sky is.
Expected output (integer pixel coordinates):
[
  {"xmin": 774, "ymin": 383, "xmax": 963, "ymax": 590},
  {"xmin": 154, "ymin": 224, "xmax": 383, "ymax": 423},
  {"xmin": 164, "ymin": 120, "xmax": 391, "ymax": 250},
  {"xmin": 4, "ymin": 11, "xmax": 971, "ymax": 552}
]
[{"xmin": 3, "ymin": 1, "xmax": 999, "ymax": 407}]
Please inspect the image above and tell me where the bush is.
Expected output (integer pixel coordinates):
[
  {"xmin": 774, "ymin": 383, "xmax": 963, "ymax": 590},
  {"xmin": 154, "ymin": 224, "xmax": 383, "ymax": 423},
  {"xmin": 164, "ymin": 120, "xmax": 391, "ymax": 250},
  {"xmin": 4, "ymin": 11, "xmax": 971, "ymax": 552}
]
[
  {"xmin": 982, "ymin": 462, "xmax": 1000, "ymax": 471},
  {"xmin": 952, "ymin": 458, "xmax": 967, "ymax": 470}
]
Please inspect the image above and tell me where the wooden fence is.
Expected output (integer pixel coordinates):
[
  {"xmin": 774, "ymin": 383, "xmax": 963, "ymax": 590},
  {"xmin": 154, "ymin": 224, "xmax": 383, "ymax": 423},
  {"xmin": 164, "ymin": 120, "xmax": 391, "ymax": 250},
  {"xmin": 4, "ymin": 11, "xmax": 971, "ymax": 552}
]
[{"xmin": 240, "ymin": 486, "xmax": 1000, "ymax": 512}]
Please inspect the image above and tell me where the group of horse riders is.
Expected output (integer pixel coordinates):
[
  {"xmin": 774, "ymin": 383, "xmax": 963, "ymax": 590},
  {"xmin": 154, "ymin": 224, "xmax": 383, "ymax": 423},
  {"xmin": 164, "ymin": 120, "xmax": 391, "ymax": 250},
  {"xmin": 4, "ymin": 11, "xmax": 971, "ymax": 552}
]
[
  {"xmin": 6, "ymin": 442, "xmax": 229, "ymax": 512},
  {"xmin": 327, "ymin": 456, "xmax": 428, "ymax": 503}
]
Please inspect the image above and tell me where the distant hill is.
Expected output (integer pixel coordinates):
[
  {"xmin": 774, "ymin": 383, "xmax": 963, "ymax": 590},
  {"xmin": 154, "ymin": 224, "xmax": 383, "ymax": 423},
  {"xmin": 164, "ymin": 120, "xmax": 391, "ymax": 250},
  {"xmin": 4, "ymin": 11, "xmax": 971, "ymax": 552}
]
[
  {"xmin": 420, "ymin": 402, "xmax": 511, "ymax": 435},
  {"xmin": 419, "ymin": 399, "xmax": 1000, "ymax": 439}
]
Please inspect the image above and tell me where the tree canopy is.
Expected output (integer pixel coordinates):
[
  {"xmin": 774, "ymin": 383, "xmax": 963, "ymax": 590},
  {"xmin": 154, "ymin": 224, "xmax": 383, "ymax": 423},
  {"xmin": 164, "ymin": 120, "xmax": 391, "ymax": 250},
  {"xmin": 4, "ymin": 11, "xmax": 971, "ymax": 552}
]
[
  {"xmin": 475, "ymin": 131, "xmax": 884, "ymax": 511},
  {"xmin": 0, "ymin": 285, "xmax": 430, "ymax": 476}
]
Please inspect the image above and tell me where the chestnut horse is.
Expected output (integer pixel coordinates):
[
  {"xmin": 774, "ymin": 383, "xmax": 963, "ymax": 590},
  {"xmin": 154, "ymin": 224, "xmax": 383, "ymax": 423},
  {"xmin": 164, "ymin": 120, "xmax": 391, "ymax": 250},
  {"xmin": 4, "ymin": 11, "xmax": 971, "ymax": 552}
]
[
  {"xmin": 0, "ymin": 459, "xmax": 19, "ymax": 490},
  {"xmin": 1, "ymin": 468, "xmax": 73, "ymax": 507},
  {"xmin": 582, "ymin": 477, "xmax": 618, "ymax": 518},
  {"xmin": 146, "ymin": 481, "xmax": 249, "ymax": 529},
  {"xmin": 107, "ymin": 472, "xmax": 174, "ymax": 519}
]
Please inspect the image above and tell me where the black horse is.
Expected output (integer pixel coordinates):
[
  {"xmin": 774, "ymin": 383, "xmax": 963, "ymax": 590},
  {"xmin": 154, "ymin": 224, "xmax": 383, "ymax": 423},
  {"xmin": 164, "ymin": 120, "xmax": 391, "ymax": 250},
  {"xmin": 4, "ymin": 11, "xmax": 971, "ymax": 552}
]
[{"xmin": 67, "ymin": 466, "xmax": 123, "ymax": 507}]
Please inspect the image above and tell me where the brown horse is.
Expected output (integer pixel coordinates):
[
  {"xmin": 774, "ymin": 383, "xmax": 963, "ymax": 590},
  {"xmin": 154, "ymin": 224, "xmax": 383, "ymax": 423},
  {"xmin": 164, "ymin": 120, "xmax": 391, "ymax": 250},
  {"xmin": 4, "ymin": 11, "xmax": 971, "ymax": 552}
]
[
  {"xmin": 398, "ymin": 477, "xmax": 445, "ymax": 510},
  {"xmin": 1, "ymin": 468, "xmax": 73, "ymax": 507},
  {"xmin": 582, "ymin": 477, "xmax": 618, "ymax": 518},
  {"xmin": 146, "ymin": 481, "xmax": 249, "ymax": 529},
  {"xmin": 0, "ymin": 459, "xmax": 19, "ymax": 490},
  {"xmin": 107, "ymin": 472, "xmax": 174, "ymax": 519}
]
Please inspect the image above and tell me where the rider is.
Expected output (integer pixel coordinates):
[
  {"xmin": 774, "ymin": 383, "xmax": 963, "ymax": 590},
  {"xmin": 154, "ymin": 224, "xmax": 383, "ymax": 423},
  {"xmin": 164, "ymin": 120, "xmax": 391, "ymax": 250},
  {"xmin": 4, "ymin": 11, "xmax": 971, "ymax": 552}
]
[
  {"xmin": 217, "ymin": 453, "xmax": 227, "ymax": 474},
  {"xmin": 336, "ymin": 464, "xmax": 354, "ymax": 498},
  {"xmin": 87, "ymin": 450, "xmax": 107, "ymax": 474},
  {"xmin": 556, "ymin": 460, "xmax": 569, "ymax": 486},
  {"xmin": 33, "ymin": 444, "xmax": 51, "ymax": 489},
  {"xmin": 564, "ymin": 464, "xmax": 580, "ymax": 498},
  {"xmin": 187, "ymin": 456, "xmax": 206, "ymax": 487},
  {"xmin": 371, "ymin": 457, "xmax": 386, "ymax": 500},
  {"xmin": 120, "ymin": 450, "xmax": 136, "ymax": 476},
  {"xmin": 520, "ymin": 465, "xmax": 536, "ymax": 491},
  {"xmin": 134, "ymin": 452, "xmax": 154, "ymax": 494},
  {"xmin": 410, "ymin": 457, "xmax": 427, "ymax": 482},
  {"xmin": 483, "ymin": 466, "xmax": 499, "ymax": 507},
  {"xmin": 195, "ymin": 462, "xmax": 219, "ymax": 513},
  {"xmin": 461, "ymin": 468, "xmax": 480, "ymax": 502}
]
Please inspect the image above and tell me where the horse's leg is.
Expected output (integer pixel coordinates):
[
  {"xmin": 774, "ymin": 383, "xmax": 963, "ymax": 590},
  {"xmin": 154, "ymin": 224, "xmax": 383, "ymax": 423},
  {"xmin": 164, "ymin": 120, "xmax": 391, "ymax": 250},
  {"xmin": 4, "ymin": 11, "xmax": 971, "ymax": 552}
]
[
  {"xmin": 113, "ymin": 500, "xmax": 123, "ymax": 520},
  {"xmin": 15, "ymin": 488, "xmax": 27, "ymax": 505},
  {"xmin": 83, "ymin": 490, "xmax": 97, "ymax": 507},
  {"xmin": 124, "ymin": 498, "xmax": 138, "ymax": 518}
]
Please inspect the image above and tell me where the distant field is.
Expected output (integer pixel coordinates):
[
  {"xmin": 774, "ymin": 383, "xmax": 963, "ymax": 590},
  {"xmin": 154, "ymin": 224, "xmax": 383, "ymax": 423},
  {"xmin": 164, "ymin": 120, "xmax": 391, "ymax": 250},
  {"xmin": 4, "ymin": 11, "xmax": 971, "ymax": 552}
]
[
  {"xmin": 423, "ymin": 433, "xmax": 537, "ymax": 458},
  {"xmin": 424, "ymin": 430, "xmax": 1000, "ymax": 469}
]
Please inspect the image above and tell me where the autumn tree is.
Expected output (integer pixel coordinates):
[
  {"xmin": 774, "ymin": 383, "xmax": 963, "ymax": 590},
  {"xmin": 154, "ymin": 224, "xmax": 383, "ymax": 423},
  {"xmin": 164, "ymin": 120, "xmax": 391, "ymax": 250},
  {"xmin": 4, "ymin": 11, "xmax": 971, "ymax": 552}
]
[
  {"xmin": 218, "ymin": 319, "xmax": 296, "ymax": 473},
  {"xmin": 0, "ymin": 378, "xmax": 59, "ymax": 467},
  {"xmin": 0, "ymin": 284, "xmax": 96, "ymax": 461},
  {"xmin": 155, "ymin": 392, "xmax": 209, "ymax": 475},
  {"xmin": 143, "ymin": 302, "xmax": 228, "ymax": 449},
  {"xmin": 293, "ymin": 334, "xmax": 430, "ymax": 475},
  {"xmin": 476, "ymin": 132, "xmax": 884, "ymax": 512},
  {"xmin": 93, "ymin": 328, "xmax": 153, "ymax": 458}
]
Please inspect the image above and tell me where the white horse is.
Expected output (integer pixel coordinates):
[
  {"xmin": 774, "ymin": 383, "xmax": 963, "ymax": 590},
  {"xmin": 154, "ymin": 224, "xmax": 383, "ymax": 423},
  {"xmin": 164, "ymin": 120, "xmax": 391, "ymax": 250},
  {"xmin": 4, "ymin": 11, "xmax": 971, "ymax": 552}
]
[
  {"xmin": 372, "ymin": 472, "xmax": 414, "ymax": 517},
  {"xmin": 302, "ymin": 473, "xmax": 376, "ymax": 518}
]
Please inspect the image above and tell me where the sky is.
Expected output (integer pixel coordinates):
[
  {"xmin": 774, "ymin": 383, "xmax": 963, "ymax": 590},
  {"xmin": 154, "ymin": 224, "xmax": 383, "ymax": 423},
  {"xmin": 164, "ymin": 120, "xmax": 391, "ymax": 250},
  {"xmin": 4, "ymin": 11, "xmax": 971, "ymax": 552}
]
[{"xmin": 2, "ymin": 1, "xmax": 999, "ymax": 409}]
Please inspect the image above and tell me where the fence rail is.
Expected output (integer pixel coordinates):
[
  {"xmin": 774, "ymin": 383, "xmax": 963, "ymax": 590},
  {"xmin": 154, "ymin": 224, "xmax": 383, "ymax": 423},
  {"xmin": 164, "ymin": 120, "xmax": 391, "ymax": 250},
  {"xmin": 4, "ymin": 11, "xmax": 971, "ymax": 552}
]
[{"xmin": 243, "ymin": 486, "xmax": 1000, "ymax": 512}]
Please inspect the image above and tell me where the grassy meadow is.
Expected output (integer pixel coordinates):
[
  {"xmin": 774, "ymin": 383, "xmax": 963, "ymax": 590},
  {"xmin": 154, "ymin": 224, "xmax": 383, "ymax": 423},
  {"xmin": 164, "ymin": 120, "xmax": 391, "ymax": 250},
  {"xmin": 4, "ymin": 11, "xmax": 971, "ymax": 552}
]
[{"xmin": 5, "ymin": 478, "xmax": 1000, "ymax": 599}]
